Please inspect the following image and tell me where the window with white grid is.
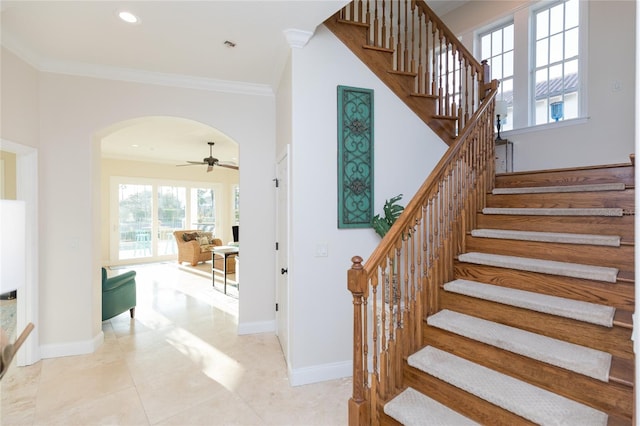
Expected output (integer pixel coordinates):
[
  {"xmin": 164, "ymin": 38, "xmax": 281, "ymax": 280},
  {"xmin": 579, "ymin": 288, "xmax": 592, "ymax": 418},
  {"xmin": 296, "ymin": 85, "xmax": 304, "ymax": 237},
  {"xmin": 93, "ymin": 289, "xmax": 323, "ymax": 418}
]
[
  {"xmin": 480, "ymin": 22, "xmax": 514, "ymax": 131},
  {"xmin": 533, "ymin": 0, "xmax": 580, "ymax": 125}
]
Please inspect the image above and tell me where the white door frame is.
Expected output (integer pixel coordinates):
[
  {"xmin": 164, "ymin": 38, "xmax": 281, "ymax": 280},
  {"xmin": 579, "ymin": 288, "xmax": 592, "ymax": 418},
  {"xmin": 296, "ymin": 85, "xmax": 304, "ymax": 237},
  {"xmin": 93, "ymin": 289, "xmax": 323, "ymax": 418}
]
[
  {"xmin": 1, "ymin": 139, "xmax": 40, "ymax": 366},
  {"xmin": 275, "ymin": 145, "xmax": 291, "ymax": 364}
]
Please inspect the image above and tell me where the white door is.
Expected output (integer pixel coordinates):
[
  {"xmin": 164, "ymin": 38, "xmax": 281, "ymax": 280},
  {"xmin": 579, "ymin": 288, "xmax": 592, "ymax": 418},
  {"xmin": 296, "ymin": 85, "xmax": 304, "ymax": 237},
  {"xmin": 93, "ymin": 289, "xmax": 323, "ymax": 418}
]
[{"xmin": 275, "ymin": 147, "xmax": 290, "ymax": 361}]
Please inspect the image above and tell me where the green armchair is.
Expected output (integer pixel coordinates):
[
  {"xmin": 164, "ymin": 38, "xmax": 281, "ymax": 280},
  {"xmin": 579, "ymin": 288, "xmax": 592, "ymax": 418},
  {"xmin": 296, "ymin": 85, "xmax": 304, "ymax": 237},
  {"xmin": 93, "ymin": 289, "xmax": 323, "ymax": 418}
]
[{"xmin": 102, "ymin": 267, "xmax": 137, "ymax": 321}]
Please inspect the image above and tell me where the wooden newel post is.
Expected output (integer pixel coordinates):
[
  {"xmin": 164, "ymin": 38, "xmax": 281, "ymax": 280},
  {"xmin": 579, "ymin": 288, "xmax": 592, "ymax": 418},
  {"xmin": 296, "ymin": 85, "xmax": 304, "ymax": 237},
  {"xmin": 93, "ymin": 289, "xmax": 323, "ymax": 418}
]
[
  {"xmin": 479, "ymin": 59, "xmax": 491, "ymax": 101},
  {"xmin": 348, "ymin": 255, "xmax": 369, "ymax": 425}
]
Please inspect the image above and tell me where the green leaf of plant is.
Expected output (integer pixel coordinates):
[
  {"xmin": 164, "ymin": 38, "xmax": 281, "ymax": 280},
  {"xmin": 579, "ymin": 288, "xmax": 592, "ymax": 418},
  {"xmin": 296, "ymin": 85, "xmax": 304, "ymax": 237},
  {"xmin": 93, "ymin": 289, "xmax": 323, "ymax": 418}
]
[{"xmin": 371, "ymin": 194, "xmax": 404, "ymax": 238}]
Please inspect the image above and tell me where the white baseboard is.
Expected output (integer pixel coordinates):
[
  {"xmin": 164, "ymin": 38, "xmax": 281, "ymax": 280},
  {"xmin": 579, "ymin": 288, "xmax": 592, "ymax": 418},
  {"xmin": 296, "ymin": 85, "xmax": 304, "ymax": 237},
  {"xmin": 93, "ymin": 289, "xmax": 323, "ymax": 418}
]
[
  {"xmin": 39, "ymin": 331, "xmax": 104, "ymax": 359},
  {"xmin": 237, "ymin": 319, "xmax": 276, "ymax": 335},
  {"xmin": 289, "ymin": 360, "xmax": 352, "ymax": 386}
]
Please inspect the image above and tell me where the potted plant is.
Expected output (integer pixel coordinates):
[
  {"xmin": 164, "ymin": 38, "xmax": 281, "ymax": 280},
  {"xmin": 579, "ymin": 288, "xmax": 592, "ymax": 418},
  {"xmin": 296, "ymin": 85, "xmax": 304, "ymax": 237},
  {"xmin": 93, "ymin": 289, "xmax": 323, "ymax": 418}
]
[
  {"xmin": 371, "ymin": 194, "xmax": 404, "ymax": 238},
  {"xmin": 371, "ymin": 194, "xmax": 404, "ymax": 304}
]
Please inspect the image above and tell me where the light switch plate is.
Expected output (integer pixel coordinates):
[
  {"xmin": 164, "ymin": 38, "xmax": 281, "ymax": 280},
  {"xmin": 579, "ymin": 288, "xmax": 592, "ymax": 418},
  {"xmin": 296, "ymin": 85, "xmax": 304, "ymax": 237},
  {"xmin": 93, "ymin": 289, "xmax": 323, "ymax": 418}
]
[{"xmin": 315, "ymin": 243, "xmax": 328, "ymax": 257}]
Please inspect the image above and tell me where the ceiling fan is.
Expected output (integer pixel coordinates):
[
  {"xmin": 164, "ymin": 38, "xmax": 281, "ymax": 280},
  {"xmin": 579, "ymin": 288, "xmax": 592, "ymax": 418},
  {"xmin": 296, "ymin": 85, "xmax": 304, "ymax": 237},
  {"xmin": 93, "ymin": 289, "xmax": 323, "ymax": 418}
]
[{"xmin": 177, "ymin": 141, "xmax": 239, "ymax": 172}]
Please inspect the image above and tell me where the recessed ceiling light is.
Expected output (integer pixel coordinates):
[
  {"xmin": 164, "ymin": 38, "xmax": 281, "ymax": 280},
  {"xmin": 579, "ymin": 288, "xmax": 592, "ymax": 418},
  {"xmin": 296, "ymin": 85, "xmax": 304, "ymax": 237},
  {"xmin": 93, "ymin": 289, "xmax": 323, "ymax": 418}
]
[{"xmin": 118, "ymin": 11, "xmax": 140, "ymax": 24}]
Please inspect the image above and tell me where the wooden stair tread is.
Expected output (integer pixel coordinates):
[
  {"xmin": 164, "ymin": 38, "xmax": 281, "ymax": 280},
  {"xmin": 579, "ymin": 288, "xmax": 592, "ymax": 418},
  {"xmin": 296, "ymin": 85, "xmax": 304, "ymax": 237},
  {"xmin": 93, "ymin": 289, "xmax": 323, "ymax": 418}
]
[
  {"xmin": 491, "ymin": 182, "xmax": 626, "ymax": 195},
  {"xmin": 336, "ymin": 18, "xmax": 369, "ymax": 28},
  {"xmin": 428, "ymin": 309, "xmax": 613, "ymax": 382},
  {"xmin": 485, "ymin": 190, "xmax": 635, "ymax": 211},
  {"xmin": 384, "ymin": 387, "xmax": 479, "ymax": 426},
  {"xmin": 616, "ymin": 270, "xmax": 634, "ymax": 283},
  {"xmin": 388, "ymin": 69, "xmax": 417, "ymax": 77},
  {"xmin": 439, "ymin": 290, "xmax": 634, "ymax": 360},
  {"xmin": 453, "ymin": 262, "xmax": 635, "ymax": 311},
  {"xmin": 613, "ymin": 310, "xmax": 633, "ymax": 329},
  {"xmin": 475, "ymin": 214, "xmax": 635, "ymax": 242},
  {"xmin": 408, "ymin": 346, "xmax": 609, "ymax": 425},
  {"xmin": 607, "ymin": 414, "xmax": 634, "ymax": 426},
  {"xmin": 610, "ymin": 357, "xmax": 634, "ymax": 387},
  {"xmin": 363, "ymin": 44, "xmax": 394, "ymax": 54},
  {"xmin": 464, "ymin": 237, "xmax": 633, "ymax": 272},
  {"xmin": 482, "ymin": 207, "xmax": 624, "ymax": 217},
  {"xmin": 494, "ymin": 162, "xmax": 634, "ymax": 188},
  {"xmin": 410, "ymin": 92, "xmax": 438, "ymax": 99},
  {"xmin": 433, "ymin": 114, "xmax": 458, "ymax": 121},
  {"xmin": 458, "ymin": 252, "xmax": 619, "ymax": 283},
  {"xmin": 442, "ymin": 279, "xmax": 617, "ymax": 327}
]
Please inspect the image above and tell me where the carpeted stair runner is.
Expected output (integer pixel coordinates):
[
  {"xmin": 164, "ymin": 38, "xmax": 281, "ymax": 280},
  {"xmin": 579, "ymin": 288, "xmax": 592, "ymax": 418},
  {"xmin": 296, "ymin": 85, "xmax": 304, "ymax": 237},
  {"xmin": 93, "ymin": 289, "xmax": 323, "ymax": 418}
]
[
  {"xmin": 443, "ymin": 279, "xmax": 616, "ymax": 327},
  {"xmin": 492, "ymin": 182, "xmax": 625, "ymax": 194},
  {"xmin": 458, "ymin": 252, "xmax": 619, "ymax": 283},
  {"xmin": 427, "ymin": 309, "xmax": 612, "ymax": 381},
  {"xmin": 482, "ymin": 207, "xmax": 623, "ymax": 216},
  {"xmin": 408, "ymin": 346, "xmax": 609, "ymax": 425},
  {"xmin": 384, "ymin": 387, "xmax": 480, "ymax": 425},
  {"xmin": 470, "ymin": 228, "xmax": 621, "ymax": 246}
]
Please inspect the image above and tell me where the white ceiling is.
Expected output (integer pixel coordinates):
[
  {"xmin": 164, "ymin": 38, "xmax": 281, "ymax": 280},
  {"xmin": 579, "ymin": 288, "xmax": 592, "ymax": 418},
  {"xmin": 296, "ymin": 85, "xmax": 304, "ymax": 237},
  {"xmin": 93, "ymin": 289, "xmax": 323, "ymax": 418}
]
[{"xmin": 1, "ymin": 0, "xmax": 465, "ymax": 166}]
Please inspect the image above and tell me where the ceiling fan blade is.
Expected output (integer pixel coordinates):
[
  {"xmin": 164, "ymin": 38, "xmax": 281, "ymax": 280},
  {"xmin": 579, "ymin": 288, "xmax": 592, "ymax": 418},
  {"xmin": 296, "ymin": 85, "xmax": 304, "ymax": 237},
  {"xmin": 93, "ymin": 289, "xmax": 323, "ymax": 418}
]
[
  {"xmin": 217, "ymin": 163, "xmax": 239, "ymax": 170},
  {"xmin": 176, "ymin": 162, "xmax": 205, "ymax": 167}
]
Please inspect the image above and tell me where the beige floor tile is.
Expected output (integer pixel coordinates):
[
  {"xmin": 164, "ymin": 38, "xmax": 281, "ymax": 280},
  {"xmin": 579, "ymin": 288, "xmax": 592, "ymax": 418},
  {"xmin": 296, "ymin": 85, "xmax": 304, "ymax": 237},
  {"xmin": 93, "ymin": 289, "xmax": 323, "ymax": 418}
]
[
  {"xmin": 2, "ymin": 263, "xmax": 350, "ymax": 426},
  {"xmin": 33, "ymin": 359, "xmax": 134, "ymax": 421},
  {"xmin": 123, "ymin": 337, "xmax": 204, "ymax": 386},
  {"xmin": 37, "ymin": 337, "xmax": 125, "ymax": 384},
  {"xmin": 0, "ymin": 362, "xmax": 41, "ymax": 425},
  {"xmin": 32, "ymin": 387, "xmax": 149, "ymax": 426},
  {"xmin": 153, "ymin": 392, "xmax": 264, "ymax": 426},
  {"xmin": 135, "ymin": 367, "xmax": 230, "ymax": 424},
  {"xmin": 235, "ymin": 377, "xmax": 351, "ymax": 426}
]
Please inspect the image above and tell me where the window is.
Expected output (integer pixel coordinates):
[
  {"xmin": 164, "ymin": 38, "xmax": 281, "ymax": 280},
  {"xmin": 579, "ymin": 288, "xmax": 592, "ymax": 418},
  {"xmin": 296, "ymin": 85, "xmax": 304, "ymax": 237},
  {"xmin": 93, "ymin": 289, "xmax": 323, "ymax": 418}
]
[
  {"xmin": 111, "ymin": 177, "xmax": 224, "ymax": 263},
  {"xmin": 158, "ymin": 186, "xmax": 186, "ymax": 256},
  {"xmin": 475, "ymin": 0, "xmax": 583, "ymax": 130},
  {"xmin": 118, "ymin": 183, "xmax": 152, "ymax": 260},
  {"xmin": 191, "ymin": 188, "xmax": 216, "ymax": 232},
  {"xmin": 480, "ymin": 22, "xmax": 514, "ymax": 130},
  {"xmin": 533, "ymin": 0, "xmax": 580, "ymax": 125}
]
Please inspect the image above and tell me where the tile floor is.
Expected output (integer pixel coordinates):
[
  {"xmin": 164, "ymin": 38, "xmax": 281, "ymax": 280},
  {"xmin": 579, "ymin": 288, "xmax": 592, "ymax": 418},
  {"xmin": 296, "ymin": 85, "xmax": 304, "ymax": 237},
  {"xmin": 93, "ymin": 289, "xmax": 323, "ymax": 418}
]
[{"xmin": 1, "ymin": 263, "xmax": 351, "ymax": 425}]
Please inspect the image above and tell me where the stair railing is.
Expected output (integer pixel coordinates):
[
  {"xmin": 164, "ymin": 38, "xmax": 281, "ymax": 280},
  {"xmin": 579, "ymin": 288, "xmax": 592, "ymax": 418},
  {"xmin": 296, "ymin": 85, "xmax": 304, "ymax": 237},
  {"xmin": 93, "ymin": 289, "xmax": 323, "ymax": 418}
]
[
  {"xmin": 337, "ymin": 0, "xmax": 493, "ymax": 136},
  {"xmin": 347, "ymin": 90, "xmax": 498, "ymax": 425}
]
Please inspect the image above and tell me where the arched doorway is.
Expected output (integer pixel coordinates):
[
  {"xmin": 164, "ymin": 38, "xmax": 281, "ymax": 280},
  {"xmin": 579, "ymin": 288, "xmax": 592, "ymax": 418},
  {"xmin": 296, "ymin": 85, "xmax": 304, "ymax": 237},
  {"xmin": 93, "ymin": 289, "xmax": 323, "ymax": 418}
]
[{"xmin": 97, "ymin": 116, "xmax": 239, "ymax": 267}]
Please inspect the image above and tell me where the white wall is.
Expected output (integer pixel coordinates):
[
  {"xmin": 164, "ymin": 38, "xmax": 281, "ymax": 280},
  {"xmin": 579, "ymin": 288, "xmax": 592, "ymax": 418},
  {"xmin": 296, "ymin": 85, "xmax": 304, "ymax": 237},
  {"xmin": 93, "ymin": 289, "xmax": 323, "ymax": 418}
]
[
  {"xmin": 0, "ymin": 48, "xmax": 39, "ymax": 147},
  {"xmin": 276, "ymin": 54, "xmax": 293, "ymax": 157},
  {"xmin": 286, "ymin": 25, "xmax": 447, "ymax": 384},
  {"xmin": 443, "ymin": 0, "xmax": 635, "ymax": 171}
]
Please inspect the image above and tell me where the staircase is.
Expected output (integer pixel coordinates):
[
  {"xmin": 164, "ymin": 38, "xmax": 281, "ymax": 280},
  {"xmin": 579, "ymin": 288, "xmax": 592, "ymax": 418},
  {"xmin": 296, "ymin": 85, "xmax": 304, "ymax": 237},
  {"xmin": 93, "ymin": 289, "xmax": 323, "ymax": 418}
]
[
  {"xmin": 381, "ymin": 163, "xmax": 635, "ymax": 425},
  {"xmin": 324, "ymin": 1, "xmax": 495, "ymax": 143},
  {"xmin": 330, "ymin": 1, "xmax": 635, "ymax": 424}
]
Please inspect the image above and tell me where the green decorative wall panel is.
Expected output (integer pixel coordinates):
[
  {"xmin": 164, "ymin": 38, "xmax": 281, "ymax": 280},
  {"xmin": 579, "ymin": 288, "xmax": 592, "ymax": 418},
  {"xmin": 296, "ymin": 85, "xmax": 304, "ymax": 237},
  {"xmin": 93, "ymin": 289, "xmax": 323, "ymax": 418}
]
[{"xmin": 337, "ymin": 85, "xmax": 373, "ymax": 228}]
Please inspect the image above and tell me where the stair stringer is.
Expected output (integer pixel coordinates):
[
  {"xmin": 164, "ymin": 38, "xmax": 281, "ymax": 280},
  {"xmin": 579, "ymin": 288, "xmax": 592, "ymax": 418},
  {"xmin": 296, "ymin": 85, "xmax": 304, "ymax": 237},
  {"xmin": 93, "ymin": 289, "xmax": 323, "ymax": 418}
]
[{"xmin": 323, "ymin": 15, "xmax": 457, "ymax": 144}]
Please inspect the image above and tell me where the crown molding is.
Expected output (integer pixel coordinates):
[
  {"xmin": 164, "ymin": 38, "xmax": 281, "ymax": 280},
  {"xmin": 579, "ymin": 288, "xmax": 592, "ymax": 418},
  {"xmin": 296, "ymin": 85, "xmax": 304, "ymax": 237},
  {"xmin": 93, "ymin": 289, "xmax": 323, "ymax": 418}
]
[
  {"xmin": 283, "ymin": 29, "xmax": 314, "ymax": 49},
  {"xmin": 2, "ymin": 37, "xmax": 274, "ymax": 97}
]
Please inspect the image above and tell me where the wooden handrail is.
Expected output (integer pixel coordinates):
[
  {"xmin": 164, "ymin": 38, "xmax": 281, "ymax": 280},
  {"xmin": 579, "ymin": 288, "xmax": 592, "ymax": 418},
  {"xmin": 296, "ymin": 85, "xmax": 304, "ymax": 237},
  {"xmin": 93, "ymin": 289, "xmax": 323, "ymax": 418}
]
[
  {"xmin": 367, "ymin": 93, "xmax": 496, "ymax": 264},
  {"xmin": 334, "ymin": 1, "xmax": 501, "ymax": 423},
  {"xmin": 347, "ymin": 90, "xmax": 498, "ymax": 425}
]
